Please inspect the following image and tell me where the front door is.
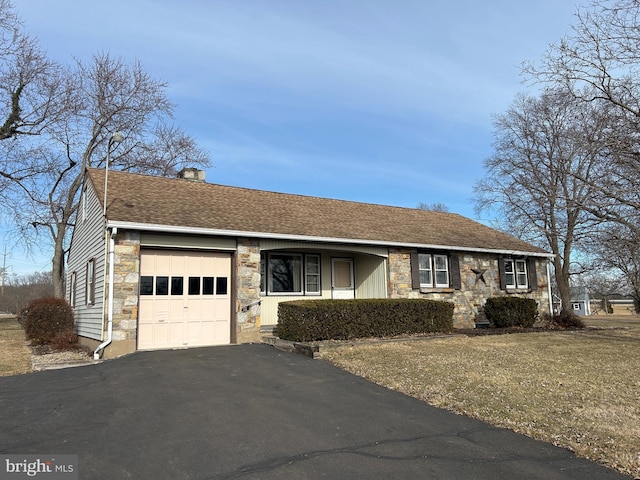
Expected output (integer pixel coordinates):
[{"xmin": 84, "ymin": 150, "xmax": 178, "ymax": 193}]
[{"xmin": 331, "ymin": 258, "xmax": 355, "ymax": 299}]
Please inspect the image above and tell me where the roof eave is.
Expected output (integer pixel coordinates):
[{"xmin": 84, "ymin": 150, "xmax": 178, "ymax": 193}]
[{"xmin": 107, "ymin": 220, "xmax": 555, "ymax": 259}]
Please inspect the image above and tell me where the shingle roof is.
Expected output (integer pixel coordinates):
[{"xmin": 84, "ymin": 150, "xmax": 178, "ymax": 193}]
[{"xmin": 87, "ymin": 168, "xmax": 550, "ymax": 256}]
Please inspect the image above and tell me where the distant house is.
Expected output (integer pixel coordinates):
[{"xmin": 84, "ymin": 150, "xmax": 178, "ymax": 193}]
[
  {"xmin": 570, "ymin": 286, "xmax": 591, "ymax": 316},
  {"xmin": 66, "ymin": 168, "xmax": 554, "ymax": 358}
]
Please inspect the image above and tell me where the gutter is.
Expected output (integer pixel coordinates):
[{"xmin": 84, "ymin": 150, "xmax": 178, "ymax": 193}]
[
  {"xmin": 94, "ymin": 227, "xmax": 117, "ymax": 360},
  {"xmin": 547, "ymin": 260, "xmax": 554, "ymax": 315},
  {"xmin": 107, "ymin": 220, "xmax": 555, "ymax": 259}
]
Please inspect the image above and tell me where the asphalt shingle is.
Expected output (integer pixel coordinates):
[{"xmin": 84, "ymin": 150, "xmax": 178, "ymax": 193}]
[{"xmin": 88, "ymin": 168, "xmax": 549, "ymax": 255}]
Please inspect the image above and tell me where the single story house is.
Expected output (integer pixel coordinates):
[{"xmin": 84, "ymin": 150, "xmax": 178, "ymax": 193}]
[{"xmin": 66, "ymin": 168, "xmax": 554, "ymax": 358}]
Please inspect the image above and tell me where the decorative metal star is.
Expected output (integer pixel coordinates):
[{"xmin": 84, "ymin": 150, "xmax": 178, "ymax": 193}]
[{"xmin": 471, "ymin": 268, "xmax": 487, "ymax": 285}]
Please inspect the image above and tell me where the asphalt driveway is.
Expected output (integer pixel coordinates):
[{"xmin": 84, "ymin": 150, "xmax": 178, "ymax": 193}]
[{"xmin": 0, "ymin": 344, "xmax": 629, "ymax": 479}]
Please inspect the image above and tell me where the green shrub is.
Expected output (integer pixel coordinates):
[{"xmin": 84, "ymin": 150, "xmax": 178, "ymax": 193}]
[
  {"xmin": 483, "ymin": 296, "xmax": 538, "ymax": 328},
  {"xmin": 275, "ymin": 298, "xmax": 454, "ymax": 342},
  {"xmin": 22, "ymin": 297, "xmax": 75, "ymax": 346}
]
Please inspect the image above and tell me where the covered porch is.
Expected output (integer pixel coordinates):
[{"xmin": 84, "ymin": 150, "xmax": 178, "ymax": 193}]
[{"xmin": 256, "ymin": 240, "xmax": 389, "ymax": 328}]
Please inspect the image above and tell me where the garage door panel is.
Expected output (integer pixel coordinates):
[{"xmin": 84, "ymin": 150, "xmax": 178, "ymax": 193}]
[
  {"xmin": 198, "ymin": 321, "xmax": 215, "ymax": 343},
  {"xmin": 170, "ymin": 255, "xmax": 185, "ymax": 274},
  {"xmin": 210, "ymin": 298, "xmax": 229, "ymax": 321},
  {"xmin": 213, "ymin": 319, "xmax": 230, "ymax": 343},
  {"xmin": 169, "ymin": 300, "xmax": 185, "ymax": 318},
  {"xmin": 155, "ymin": 252, "xmax": 171, "ymax": 271},
  {"xmin": 138, "ymin": 250, "xmax": 232, "ymax": 350},
  {"xmin": 138, "ymin": 324, "xmax": 153, "ymax": 345}
]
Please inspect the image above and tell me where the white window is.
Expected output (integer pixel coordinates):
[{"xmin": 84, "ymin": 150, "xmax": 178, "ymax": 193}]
[
  {"xmin": 69, "ymin": 271, "xmax": 77, "ymax": 307},
  {"xmin": 419, "ymin": 253, "xmax": 449, "ymax": 288},
  {"xmin": 434, "ymin": 254, "xmax": 449, "ymax": 287},
  {"xmin": 305, "ymin": 255, "xmax": 321, "ymax": 294},
  {"xmin": 261, "ymin": 252, "xmax": 322, "ymax": 296},
  {"xmin": 86, "ymin": 259, "xmax": 96, "ymax": 305},
  {"xmin": 81, "ymin": 189, "xmax": 87, "ymax": 222},
  {"xmin": 504, "ymin": 259, "xmax": 528, "ymax": 289},
  {"xmin": 418, "ymin": 254, "xmax": 432, "ymax": 286}
]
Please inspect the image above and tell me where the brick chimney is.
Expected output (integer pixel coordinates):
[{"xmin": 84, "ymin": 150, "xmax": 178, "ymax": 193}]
[{"xmin": 177, "ymin": 168, "xmax": 206, "ymax": 182}]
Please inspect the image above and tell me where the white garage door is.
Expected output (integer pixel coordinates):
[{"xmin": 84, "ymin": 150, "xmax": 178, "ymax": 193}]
[{"xmin": 138, "ymin": 249, "xmax": 231, "ymax": 350}]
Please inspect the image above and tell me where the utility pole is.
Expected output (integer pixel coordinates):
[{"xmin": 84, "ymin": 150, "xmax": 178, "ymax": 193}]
[{"xmin": 0, "ymin": 246, "xmax": 7, "ymax": 296}]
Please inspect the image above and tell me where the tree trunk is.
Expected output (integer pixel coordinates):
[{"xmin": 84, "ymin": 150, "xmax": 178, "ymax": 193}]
[
  {"xmin": 632, "ymin": 290, "xmax": 640, "ymax": 315},
  {"xmin": 553, "ymin": 256, "xmax": 572, "ymax": 315},
  {"xmin": 52, "ymin": 225, "xmax": 66, "ymax": 298}
]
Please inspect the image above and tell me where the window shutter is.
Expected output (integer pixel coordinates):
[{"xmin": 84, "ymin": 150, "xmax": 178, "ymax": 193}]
[
  {"xmin": 527, "ymin": 258, "xmax": 538, "ymax": 290},
  {"xmin": 410, "ymin": 250, "xmax": 420, "ymax": 289},
  {"xmin": 498, "ymin": 256, "xmax": 507, "ymax": 290},
  {"xmin": 449, "ymin": 254, "xmax": 461, "ymax": 290}
]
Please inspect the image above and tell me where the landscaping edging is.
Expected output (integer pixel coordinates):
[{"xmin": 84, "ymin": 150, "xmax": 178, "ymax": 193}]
[
  {"xmin": 261, "ymin": 333, "xmax": 457, "ymax": 359},
  {"xmin": 30, "ymin": 350, "xmax": 100, "ymax": 371},
  {"xmin": 260, "ymin": 325, "xmax": 624, "ymax": 359}
]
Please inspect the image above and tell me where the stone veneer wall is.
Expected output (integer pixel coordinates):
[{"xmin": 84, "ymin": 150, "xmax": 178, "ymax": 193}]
[
  {"xmin": 236, "ymin": 238, "xmax": 262, "ymax": 342},
  {"xmin": 387, "ymin": 248, "xmax": 550, "ymax": 328},
  {"xmin": 106, "ymin": 230, "xmax": 141, "ymax": 357},
  {"xmin": 105, "ymin": 233, "xmax": 264, "ymax": 352}
]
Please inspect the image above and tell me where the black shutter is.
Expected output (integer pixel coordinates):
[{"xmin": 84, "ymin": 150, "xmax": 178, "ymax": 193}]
[
  {"xmin": 527, "ymin": 257, "xmax": 538, "ymax": 290},
  {"xmin": 410, "ymin": 250, "xmax": 420, "ymax": 289},
  {"xmin": 498, "ymin": 256, "xmax": 507, "ymax": 290},
  {"xmin": 449, "ymin": 254, "xmax": 461, "ymax": 290}
]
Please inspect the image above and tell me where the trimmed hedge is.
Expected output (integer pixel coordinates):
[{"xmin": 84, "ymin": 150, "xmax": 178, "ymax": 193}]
[
  {"xmin": 275, "ymin": 298, "xmax": 454, "ymax": 342},
  {"xmin": 22, "ymin": 297, "xmax": 75, "ymax": 346},
  {"xmin": 483, "ymin": 296, "xmax": 538, "ymax": 328}
]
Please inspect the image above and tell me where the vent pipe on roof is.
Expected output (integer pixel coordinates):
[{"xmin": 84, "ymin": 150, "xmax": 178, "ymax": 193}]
[{"xmin": 178, "ymin": 168, "xmax": 206, "ymax": 182}]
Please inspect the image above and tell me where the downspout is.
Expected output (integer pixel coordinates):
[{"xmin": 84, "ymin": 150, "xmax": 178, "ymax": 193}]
[
  {"xmin": 94, "ymin": 227, "xmax": 117, "ymax": 360},
  {"xmin": 546, "ymin": 260, "xmax": 554, "ymax": 315}
]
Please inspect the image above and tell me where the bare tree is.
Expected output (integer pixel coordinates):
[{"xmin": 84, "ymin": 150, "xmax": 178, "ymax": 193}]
[
  {"xmin": 0, "ymin": 270, "xmax": 53, "ymax": 314},
  {"xmin": 589, "ymin": 225, "xmax": 640, "ymax": 313},
  {"xmin": 417, "ymin": 202, "xmax": 449, "ymax": 212},
  {"xmin": 0, "ymin": 0, "xmax": 61, "ymax": 140},
  {"xmin": 525, "ymin": 0, "xmax": 640, "ymax": 235},
  {"xmin": 0, "ymin": 51, "xmax": 210, "ymax": 297},
  {"xmin": 526, "ymin": 0, "xmax": 640, "ymax": 118},
  {"xmin": 576, "ymin": 270, "xmax": 626, "ymax": 315},
  {"xmin": 475, "ymin": 89, "xmax": 606, "ymax": 314}
]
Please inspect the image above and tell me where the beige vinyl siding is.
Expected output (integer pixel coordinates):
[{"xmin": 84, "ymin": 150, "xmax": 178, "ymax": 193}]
[
  {"xmin": 260, "ymin": 239, "xmax": 388, "ymax": 257},
  {"xmin": 355, "ymin": 254, "xmax": 387, "ymax": 298},
  {"xmin": 260, "ymin": 251, "xmax": 387, "ymax": 326},
  {"xmin": 140, "ymin": 233, "xmax": 236, "ymax": 250},
  {"xmin": 66, "ymin": 183, "xmax": 108, "ymax": 340}
]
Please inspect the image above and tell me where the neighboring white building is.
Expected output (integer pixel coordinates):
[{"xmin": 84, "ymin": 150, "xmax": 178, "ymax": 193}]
[{"xmin": 570, "ymin": 286, "xmax": 591, "ymax": 316}]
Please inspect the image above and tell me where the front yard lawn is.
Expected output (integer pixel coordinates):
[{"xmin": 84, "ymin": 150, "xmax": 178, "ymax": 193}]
[{"xmin": 0, "ymin": 317, "xmax": 32, "ymax": 376}]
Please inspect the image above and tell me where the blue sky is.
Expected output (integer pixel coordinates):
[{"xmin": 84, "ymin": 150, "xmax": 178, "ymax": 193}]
[{"xmin": 5, "ymin": 0, "xmax": 578, "ymax": 275}]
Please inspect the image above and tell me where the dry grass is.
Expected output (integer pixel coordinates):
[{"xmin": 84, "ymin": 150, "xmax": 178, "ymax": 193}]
[
  {"xmin": 322, "ymin": 315, "xmax": 640, "ymax": 478},
  {"xmin": 0, "ymin": 317, "xmax": 33, "ymax": 376}
]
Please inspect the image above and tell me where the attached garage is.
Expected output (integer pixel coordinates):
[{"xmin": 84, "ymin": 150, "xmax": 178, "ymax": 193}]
[{"xmin": 138, "ymin": 249, "xmax": 232, "ymax": 350}]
